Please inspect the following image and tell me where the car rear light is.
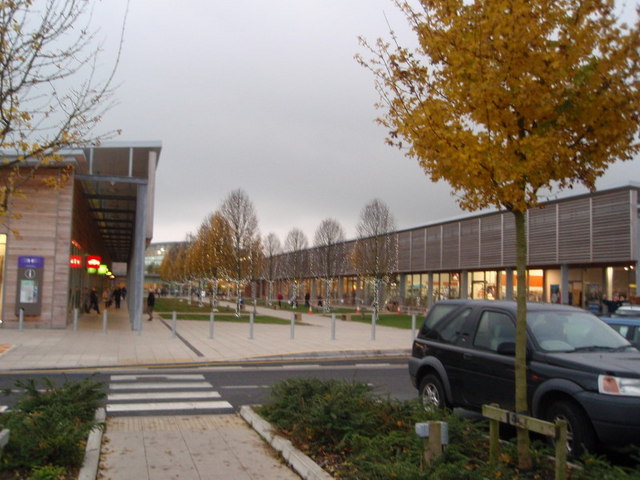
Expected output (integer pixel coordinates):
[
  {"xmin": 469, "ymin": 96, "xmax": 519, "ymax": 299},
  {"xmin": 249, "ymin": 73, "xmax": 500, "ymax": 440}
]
[{"xmin": 598, "ymin": 375, "xmax": 640, "ymax": 397}]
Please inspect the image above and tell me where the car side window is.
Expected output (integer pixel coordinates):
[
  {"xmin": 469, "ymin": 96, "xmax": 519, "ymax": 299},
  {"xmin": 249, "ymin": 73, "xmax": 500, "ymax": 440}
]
[
  {"xmin": 612, "ymin": 325, "xmax": 629, "ymax": 337},
  {"xmin": 632, "ymin": 327, "xmax": 640, "ymax": 345},
  {"xmin": 432, "ymin": 308, "xmax": 471, "ymax": 344},
  {"xmin": 421, "ymin": 304, "xmax": 462, "ymax": 336},
  {"xmin": 473, "ymin": 311, "xmax": 515, "ymax": 352}
]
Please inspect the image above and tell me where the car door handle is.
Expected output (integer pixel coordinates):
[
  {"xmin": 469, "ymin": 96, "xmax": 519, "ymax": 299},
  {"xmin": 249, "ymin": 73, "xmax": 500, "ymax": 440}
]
[{"xmin": 463, "ymin": 353, "xmax": 474, "ymax": 360}]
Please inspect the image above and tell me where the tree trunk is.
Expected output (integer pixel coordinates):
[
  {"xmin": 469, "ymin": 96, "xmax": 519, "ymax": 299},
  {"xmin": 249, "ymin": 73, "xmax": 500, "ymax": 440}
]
[
  {"xmin": 235, "ymin": 280, "xmax": 241, "ymax": 316},
  {"xmin": 210, "ymin": 279, "xmax": 218, "ymax": 309},
  {"xmin": 513, "ymin": 209, "xmax": 532, "ymax": 469},
  {"xmin": 374, "ymin": 278, "xmax": 381, "ymax": 319},
  {"xmin": 324, "ymin": 278, "xmax": 331, "ymax": 313}
]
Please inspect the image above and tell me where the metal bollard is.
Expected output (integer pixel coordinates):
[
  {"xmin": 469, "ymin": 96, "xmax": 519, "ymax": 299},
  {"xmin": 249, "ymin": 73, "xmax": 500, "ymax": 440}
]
[
  {"xmin": 290, "ymin": 312, "xmax": 295, "ymax": 339},
  {"xmin": 102, "ymin": 310, "xmax": 108, "ymax": 333},
  {"xmin": 371, "ymin": 311, "xmax": 377, "ymax": 341},
  {"xmin": 172, "ymin": 311, "xmax": 177, "ymax": 338},
  {"xmin": 411, "ymin": 314, "xmax": 416, "ymax": 339},
  {"xmin": 249, "ymin": 312, "xmax": 254, "ymax": 339},
  {"xmin": 331, "ymin": 313, "xmax": 336, "ymax": 340},
  {"xmin": 209, "ymin": 311, "xmax": 215, "ymax": 339},
  {"xmin": 18, "ymin": 308, "xmax": 24, "ymax": 331},
  {"xmin": 73, "ymin": 308, "xmax": 78, "ymax": 331}
]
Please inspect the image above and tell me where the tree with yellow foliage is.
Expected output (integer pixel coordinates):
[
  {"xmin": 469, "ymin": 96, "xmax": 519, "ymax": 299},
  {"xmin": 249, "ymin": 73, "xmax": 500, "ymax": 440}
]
[
  {"xmin": 0, "ymin": 0, "xmax": 125, "ymax": 225},
  {"xmin": 359, "ymin": 0, "xmax": 640, "ymax": 468},
  {"xmin": 188, "ymin": 212, "xmax": 234, "ymax": 308}
]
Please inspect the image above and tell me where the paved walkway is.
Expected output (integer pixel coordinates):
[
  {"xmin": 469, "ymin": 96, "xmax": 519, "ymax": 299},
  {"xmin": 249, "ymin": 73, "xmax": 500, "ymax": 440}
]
[
  {"xmin": 0, "ymin": 301, "xmax": 412, "ymax": 370},
  {"xmin": 0, "ymin": 300, "xmax": 415, "ymax": 479},
  {"xmin": 99, "ymin": 414, "xmax": 300, "ymax": 480}
]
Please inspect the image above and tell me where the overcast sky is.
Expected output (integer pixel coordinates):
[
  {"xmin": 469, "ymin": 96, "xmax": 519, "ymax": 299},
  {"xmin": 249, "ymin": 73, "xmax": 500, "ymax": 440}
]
[{"xmin": 94, "ymin": 0, "xmax": 640, "ymax": 245}]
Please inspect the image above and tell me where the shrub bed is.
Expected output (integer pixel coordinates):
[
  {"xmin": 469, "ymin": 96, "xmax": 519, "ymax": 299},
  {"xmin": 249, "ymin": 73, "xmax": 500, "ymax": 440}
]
[
  {"xmin": 0, "ymin": 377, "xmax": 105, "ymax": 480},
  {"xmin": 258, "ymin": 378, "xmax": 640, "ymax": 480}
]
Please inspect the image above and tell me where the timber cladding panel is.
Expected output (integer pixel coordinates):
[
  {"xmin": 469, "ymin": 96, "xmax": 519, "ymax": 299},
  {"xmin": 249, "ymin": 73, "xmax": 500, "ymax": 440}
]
[
  {"xmin": 410, "ymin": 229, "xmax": 426, "ymax": 272},
  {"xmin": 425, "ymin": 226, "xmax": 442, "ymax": 270},
  {"xmin": 459, "ymin": 218, "xmax": 480, "ymax": 268},
  {"xmin": 591, "ymin": 191, "xmax": 633, "ymax": 262},
  {"xmin": 528, "ymin": 204, "xmax": 558, "ymax": 265},
  {"xmin": 502, "ymin": 213, "xmax": 517, "ymax": 266},
  {"xmin": 441, "ymin": 222, "xmax": 460, "ymax": 270},
  {"xmin": 558, "ymin": 197, "xmax": 591, "ymax": 262},
  {"xmin": 397, "ymin": 231, "xmax": 411, "ymax": 272},
  {"xmin": 480, "ymin": 214, "xmax": 503, "ymax": 267},
  {"xmin": 3, "ymin": 169, "xmax": 73, "ymax": 328}
]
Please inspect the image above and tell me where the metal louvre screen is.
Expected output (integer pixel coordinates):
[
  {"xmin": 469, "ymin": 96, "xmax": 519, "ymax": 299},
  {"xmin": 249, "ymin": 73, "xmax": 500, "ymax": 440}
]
[
  {"xmin": 592, "ymin": 191, "xmax": 632, "ymax": 262},
  {"xmin": 398, "ymin": 231, "xmax": 411, "ymax": 272},
  {"xmin": 480, "ymin": 214, "xmax": 503, "ymax": 267},
  {"xmin": 528, "ymin": 205, "xmax": 558, "ymax": 265},
  {"xmin": 425, "ymin": 226, "xmax": 442, "ymax": 270},
  {"xmin": 410, "ymin": 230, "xmax": 426, "ymax": 272},
  {"xmin": 502, "ymin": 213, "xmax": 517, "ymax": 266},
  {"xmin": 460, "ymin": 219, "xmax": 480, "ymax": 268},
  {"xmin": 558, "ymin": 198, "xmax": 591, "ymax": 262},
  {"xmin": 442, "ymin": 223, "xmax": 460, "ymax": 270}
]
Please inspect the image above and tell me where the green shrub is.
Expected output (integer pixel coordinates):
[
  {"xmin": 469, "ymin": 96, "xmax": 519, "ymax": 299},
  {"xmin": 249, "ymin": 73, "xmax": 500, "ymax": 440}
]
[
  {"xmin": 28, "ymin": 464, "xmax": 67, "ymax": 480},
  {"xmin": 0, "ymin": 377, "xmax": 105, "ymax": 476},
  {"xmin": 259, "ymin": 378, "xmax": 640, "ymax": 480}
]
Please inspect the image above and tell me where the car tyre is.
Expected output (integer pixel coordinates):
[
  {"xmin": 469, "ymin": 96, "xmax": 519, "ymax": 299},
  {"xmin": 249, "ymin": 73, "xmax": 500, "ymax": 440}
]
[
  {"xmin": 545, "ymin": 400, "xmax": 597, "ymax": 457},
  {"xmin": 419, "ymin": 374, "xmax": 447, "ymax": 411}
]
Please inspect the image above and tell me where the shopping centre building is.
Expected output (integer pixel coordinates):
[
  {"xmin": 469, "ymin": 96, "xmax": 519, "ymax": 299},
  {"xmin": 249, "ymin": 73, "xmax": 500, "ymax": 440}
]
[
  {"xmin": 0, "ymin": 141, "xmax": 161, "ymax": 330},
  {"xmin": 270, "ymin": 183, "xmax": 640, "ymax": 313}
]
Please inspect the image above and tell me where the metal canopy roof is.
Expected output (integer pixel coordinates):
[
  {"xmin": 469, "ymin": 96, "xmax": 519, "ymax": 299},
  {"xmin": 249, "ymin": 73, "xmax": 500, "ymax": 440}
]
[{"xmin": 75, "ymin": 142, "xmax": 161, "ymax": 264}]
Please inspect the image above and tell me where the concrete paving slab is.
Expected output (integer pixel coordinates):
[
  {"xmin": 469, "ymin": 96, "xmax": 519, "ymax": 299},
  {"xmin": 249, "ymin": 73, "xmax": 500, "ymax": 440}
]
[{"xmin": 99, "ymin": 415, "xmax": 301, "ymax": 480}]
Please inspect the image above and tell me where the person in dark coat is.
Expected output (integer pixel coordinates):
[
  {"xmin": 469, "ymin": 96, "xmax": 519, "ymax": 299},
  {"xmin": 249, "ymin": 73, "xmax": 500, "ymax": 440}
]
[
  {"xmin": 89, "ymin": 288, "xmax": 100, "ymax": 314},
  {"xmin": 113, "ymin": 287, "xmax": 122, "ymax": 309},
  {"xmin": 146, "ymin": 290, "xmax": 156, "ymax": 321}
]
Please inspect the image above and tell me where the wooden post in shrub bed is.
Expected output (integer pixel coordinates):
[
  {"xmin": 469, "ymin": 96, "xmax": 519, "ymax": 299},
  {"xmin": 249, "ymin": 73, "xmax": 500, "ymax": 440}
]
[{"xmin": 483, "ymin": 404, "xmax": 567, "ymax": 480}]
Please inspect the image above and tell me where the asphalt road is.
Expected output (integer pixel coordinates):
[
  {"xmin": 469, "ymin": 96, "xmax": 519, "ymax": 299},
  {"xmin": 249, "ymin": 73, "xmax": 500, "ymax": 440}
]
[{"xmin": 0, "ymin": 358, "xmax": 416, "ymax": 414}]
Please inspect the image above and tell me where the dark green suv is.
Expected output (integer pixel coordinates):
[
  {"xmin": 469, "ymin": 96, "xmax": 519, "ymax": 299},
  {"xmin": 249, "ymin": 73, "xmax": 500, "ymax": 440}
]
[{"xmin": 408, "ymin": 300, "xmax": 640, "ymax": 455}]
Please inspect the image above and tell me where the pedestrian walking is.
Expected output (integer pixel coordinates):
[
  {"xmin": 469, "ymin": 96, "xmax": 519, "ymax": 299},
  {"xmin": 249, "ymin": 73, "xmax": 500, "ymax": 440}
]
[
  {"xmin": 112, "ymin": 287, "xmax": 122, "ymax": 309},
  {"xmin": 89, "ymin": 288, "xmax": 100, "ymax": 314},
  {"xmin": 146, "ymin": 290, "xmax": 155, "ymax": 321}
]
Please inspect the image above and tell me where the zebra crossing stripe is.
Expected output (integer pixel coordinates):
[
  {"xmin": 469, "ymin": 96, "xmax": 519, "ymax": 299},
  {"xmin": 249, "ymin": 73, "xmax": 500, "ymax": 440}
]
[
  {"xmin": 109, "ymin": 382, "xmax": 212, "ymax": 390},
  {"xmin": 110, "ymin": 374, "xmax": 205, "ymax": 381},
  {"xmin": 108, "ymin": 391, "xmax": 221, "ymax": 401},
  {"xmin": 106, "ymin": 400, "xmax": 232, "ymax": 413},
  {"xmin": 106, "ymin": 373, "xmax": 233, "ymax": 414}
]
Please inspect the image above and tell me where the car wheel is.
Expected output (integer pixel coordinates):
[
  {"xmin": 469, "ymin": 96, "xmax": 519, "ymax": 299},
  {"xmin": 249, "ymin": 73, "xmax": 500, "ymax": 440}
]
[
  {"xmin": 419, "ymin": 374, "xmax": 447, "ymax": 411},
  {"xmin": 545, "ymin": 400, "xmax": 597, "ymax": 457}
]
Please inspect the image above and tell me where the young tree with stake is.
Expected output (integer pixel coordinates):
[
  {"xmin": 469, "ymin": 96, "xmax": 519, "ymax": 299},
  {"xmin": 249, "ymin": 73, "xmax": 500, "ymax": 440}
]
[{"xmin": 359, "ymin": 0, "xmax": 640, "ymax": 467}]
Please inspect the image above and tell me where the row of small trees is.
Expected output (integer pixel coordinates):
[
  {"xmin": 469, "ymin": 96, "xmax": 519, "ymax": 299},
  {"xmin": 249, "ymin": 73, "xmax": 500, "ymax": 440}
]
[{"xmin": 158, "ymin": 189, "xmax": 398, "ymax": 320}]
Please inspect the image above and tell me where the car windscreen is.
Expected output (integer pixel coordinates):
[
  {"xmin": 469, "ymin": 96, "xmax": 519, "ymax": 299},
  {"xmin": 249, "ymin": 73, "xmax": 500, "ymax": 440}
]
[{"xmin": 528, "ymin": 311, "xmax": 631, "ymax": 352}]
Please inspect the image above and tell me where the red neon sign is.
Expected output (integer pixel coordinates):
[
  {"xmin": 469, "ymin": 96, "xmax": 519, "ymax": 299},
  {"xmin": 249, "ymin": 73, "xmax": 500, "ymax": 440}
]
[
  {"xmin": 70, "ymin": 255, "xmax": 82, "ymax": 268},
  {"xmin": 86, "ymin": 256, "xmax": 101, "ymax": 268}
]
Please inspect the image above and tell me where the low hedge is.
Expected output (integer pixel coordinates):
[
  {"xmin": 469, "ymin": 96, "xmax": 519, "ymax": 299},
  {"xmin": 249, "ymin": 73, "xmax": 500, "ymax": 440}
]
[
  {"xmin": 258, "ymin": 378, "xmax": 640, "ymax": 480},
  {"xmin": 0, "ymin": 377, "xmax": 105, "ymax": 479}
]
